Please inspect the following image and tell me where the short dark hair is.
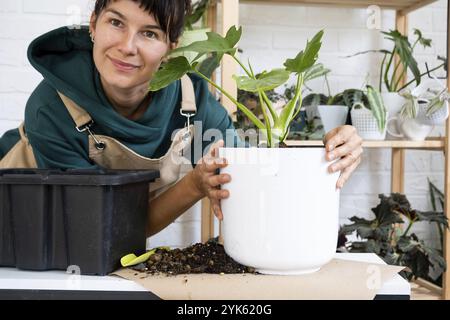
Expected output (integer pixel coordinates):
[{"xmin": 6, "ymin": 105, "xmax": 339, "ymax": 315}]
[{"xmin": 93, "ymin": 0, "xmax": 192, "ymax": 42}]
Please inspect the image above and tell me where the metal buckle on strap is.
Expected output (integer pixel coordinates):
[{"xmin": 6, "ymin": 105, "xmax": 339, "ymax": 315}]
[
  {"xmin": 180, "ymin": 110, "xmax": 196, "ymax": 128},
  {"xmin": 180, "ymin": 110, "xmax": 196, "ymax": 143},
  {"xmin": 75, "ymin": 121, "xmax": 106, "ymax": 151}
]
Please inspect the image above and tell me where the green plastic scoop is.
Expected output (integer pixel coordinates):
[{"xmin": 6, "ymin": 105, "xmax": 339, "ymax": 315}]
[{"xmin": 120, "ymin": 247, "xmax": 171, "ymax": 267}]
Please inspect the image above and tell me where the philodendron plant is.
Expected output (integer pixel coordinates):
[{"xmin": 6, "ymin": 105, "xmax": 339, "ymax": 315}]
[{"xmin": 149, "ymin": 26, "xmax": 327, "ymax": 147}]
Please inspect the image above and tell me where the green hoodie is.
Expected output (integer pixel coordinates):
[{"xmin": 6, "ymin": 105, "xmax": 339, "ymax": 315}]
[{"xmin": 0, "ymin": 26, "xmax": 238, "ymax": 169}]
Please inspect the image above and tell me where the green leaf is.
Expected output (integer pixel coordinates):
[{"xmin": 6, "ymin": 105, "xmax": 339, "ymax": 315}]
[
  {"xmin": 225, "ymin": 25, "xmax": 242, "ymax": 48},
  {"xmin": 415, "ymin": 210, "xmax": 449, "ymax": 227},
  {"xmin": 366, "ymin": 85, "xmax": 387, "ymax": 132},
  {"xmin": 302, "ymin": 93, "xmax": 328, "ymax": 108},
  {"xmin": 284, "ymin": 30, "xmax": 324, "ymax": 74},
  {"xmin": 233, "ymin": 69, "xmax": 290, "ymax": 92},
  {"xmin": 149, "ymin": 56, "xmax": 192, "ymax": 91},
  {"xmin": 171, "ymin": 26, "xmax": 242, "ymax": 60},
  {"xmin": 383, "ymin": 30, "xmax": 421, "ymax": 86},
  {"xmin": 413, "ymin": 28, "xmax": 432, "ymax": 48},
  {"xmin": 304, "ymin": 63, "xmax": 331, "ymax": 82}
]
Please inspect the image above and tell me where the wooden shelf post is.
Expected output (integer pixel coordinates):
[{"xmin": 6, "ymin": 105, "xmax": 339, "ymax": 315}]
[{"xmin": 443, "ymin": 0, "xmax": 450, "ymax": 301}]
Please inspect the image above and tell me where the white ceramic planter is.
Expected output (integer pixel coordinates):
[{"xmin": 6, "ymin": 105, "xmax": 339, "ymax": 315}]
[
  {"xmin": 381, "ymin": 92, "xmax": 405, "ymax": 117},
  {"xmin": 219, "ymin": 147, "xmax": 340, "ymax": 275},
  {"xmin": 317, "ymin": 105, "xmax": 349, "ymax": 133}
]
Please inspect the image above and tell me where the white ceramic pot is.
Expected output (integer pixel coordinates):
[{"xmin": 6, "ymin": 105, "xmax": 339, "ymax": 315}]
[
  {"xmin": 381, "ymin": 92, "xmax": 405, "ymax": 117},
  {"xmin": 386, "ymin": 115, "xmax": 434, "ymax": 141},
  {"xmin": 381, "ymin": 92, "xmax": 406, "ymax": 140},
  {"xmin": 219, "ymin": 147, "xmax": 340, "ymax": 275},
  {"xmin": 317, "ymin": 105, "xmax": 349, "ymax": 134}
]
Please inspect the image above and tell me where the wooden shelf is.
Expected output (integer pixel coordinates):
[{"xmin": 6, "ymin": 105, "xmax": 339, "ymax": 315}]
[
  {"xmin": 240, "ymin": 0, "xmax": 438, "ymax": 15},
  {"xmin": 285, "ymin": 137, "xmax": 445, "ymax": 150}
]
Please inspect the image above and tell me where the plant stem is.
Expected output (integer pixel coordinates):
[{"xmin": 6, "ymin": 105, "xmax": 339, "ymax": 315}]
[
  {"xmin": 194, "ymin": 69, "xmax": 266, "ymax": 130},
  {"xmin": 232, "ymin": 55, "xmax": 279, "ymax": 122},
  {"xmin": 258, "ymin": 90, "xmax": 273, "ymax": 147},
  {"xmin": 280, "ymin": 73, "xmax": 303, "ymax": 142},
  {"xmin": 379, "ymin": 53, "xmax": 387, "ymax": 92},
  {"xmin": 397, "ymin": 63, "xmax": 446, "ymax": 92},
  {"xmin": 384, "ymin": 51, "xmax": 395, "ymax": 92},
  {"xmin": 390, "ymin": 61, "xmax": 402, "ymax": 92},
  {"xmin": 232, "ymin": 55, "xmax": 252, "ymax": 78},
  {"xmin": 261, "ymin": 91, "xmax": 278, "ymax": 121},
  {"xmin": 402, "ymin": 218, "xmax": 416, "ymax": 237}
]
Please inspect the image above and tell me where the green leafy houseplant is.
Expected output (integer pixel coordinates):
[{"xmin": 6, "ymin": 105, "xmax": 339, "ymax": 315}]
[
  {"xmin": 304, "ymin": 85, "xmax": 387, "ymax": 134},
  {"xmin": 348, "ymin": 29, "xmax": 446, "ymax": 93},
  {"xmin": 149, "ymin": 26, "xmax": 326, "ymax": 147},
  {"xmin": 400, "ymin": 85, "xmax": 450, "ymax": 120},
  {"xmin": 339, "ymin": 193, "xmax": 448, "ymax": 282},
  {"xmin": 184, "ymin": 0, "xmax": 210, "ymax": 31}
]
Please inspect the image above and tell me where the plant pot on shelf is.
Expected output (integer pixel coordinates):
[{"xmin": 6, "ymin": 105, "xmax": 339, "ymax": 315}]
[
  {"xmin": 317, "ymin": 105, "xmax": 349, "ymax": 134},
  {"xmin": 219, "ymin": 147, "xmax": 340, "ymax": 275},
  {"xmin": 381, "ymin": 92, "xmax": 405, "ymax": 140},
  {"xmin": 381, "ymin": 92, "xmax": 405, "ymax": 117},
  {"xmin": 350, "ymin": 107, "xmax": 387, "ymax": 140},
  {"xmin": 416, "ymin": 100, "xmax": 449, "ymax": 126},
  {"xmin": 386, "ymin": 114, "xmax": 434, "ymax": 141}
]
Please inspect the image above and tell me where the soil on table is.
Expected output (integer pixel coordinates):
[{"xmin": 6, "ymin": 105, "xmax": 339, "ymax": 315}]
[{"xmin": 132, "ymin": 238, "xmax": 257, "ymax": 276}]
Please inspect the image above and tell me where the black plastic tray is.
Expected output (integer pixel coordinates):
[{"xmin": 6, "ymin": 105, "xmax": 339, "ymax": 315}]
[{"xmin": 0, "ymin": 169, "xmax": 159, "ymax": 275}]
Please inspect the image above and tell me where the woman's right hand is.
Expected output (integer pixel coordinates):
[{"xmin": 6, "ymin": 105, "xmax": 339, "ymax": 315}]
[{"xmin": 190, "ymin": 140, "xmax": 231, "ymax": 220}]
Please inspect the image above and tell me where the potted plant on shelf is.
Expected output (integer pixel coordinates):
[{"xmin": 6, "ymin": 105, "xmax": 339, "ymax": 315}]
[
  {"xmin": 348, "ymin": 86, "xmax": 388, "ymax": 140},
  {"xmin": 149, "ymin": 27, "xmax": 341, "ymax": 275},
  {"xmin": 387, "ymin": 78, "xmax": 450, "ymax": 141},
  {"xmin": 348, "ymin": 29, "xmax": 445, "ymax": 123}
]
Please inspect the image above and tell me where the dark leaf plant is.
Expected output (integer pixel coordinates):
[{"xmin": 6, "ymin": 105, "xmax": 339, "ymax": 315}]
[
  {"xmin": 149, "ymin": 26, "xmax": 327, "ymax": 147},
  {"xmin": 339, "ymin": 193, "xmax": 448, "ymax": 281}
]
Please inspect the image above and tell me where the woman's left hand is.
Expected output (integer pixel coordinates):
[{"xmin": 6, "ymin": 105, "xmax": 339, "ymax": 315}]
[{"xmin": 323, "ymin": 125, "xmax": 363, "ymax": 189}]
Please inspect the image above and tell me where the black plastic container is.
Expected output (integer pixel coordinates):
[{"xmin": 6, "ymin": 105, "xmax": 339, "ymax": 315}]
[{"xmin": 0, "ymin": 169, "xmax": 159, "ymax": 275}]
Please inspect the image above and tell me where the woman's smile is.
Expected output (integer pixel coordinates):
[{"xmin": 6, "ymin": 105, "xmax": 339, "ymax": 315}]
[{"xmin": 108, "ymin": 55, "xmax": 141, "ymax": 72}]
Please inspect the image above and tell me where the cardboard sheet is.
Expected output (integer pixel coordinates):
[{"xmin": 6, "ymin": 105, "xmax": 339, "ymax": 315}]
[{"xmin": 112, "ymin": 259, "xmax": 404, "ymax": 300}]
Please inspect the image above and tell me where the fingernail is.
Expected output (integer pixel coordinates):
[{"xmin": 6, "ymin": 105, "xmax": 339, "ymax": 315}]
[
  {"xmin": 328, "ymin": 144, "xmax": 334, "ymax": 151},
  {"xmin": 328, "ymin": 152, "xmax": 335, "ymax": 160}
]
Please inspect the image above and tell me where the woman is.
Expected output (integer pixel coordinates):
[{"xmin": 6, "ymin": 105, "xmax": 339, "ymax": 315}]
[{"xmin": 0, "ymin": 0, "xmax": 363, "ymax": 236}]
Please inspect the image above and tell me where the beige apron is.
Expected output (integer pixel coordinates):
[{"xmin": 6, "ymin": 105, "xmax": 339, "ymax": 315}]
[
  {"xmin": 1, "ymin": 75, "xmax": 197, "ymax": 199},
  {"xmin": 0, "ymin": 123, "xmax": 37, "ymax": 168}
]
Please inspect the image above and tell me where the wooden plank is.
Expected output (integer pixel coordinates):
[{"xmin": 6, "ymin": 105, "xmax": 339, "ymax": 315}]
[
  {"xmin": 221, "ymin": 0, "xmax": 239, "ymax": 119},
  {"xmin": 443, "ymin": 1, "xmax": 450, "ymax": 300},
  {"xmin": 201, "ymin": 198, "xmax": 213, "ymax": 243},
  {"xmin": 414, "ymin": 278, "xmax": 443, "ymax": 295},
  {"xmin": 240, "ymin": 0, "xmax": 437, "ymax": 13},
  {"xmin": 284, "ymin": 139, "xmax": 445, "ymax": 149},
  {"xmin": 391, "ymin": 148, "xmax": 405, "ymax": 193},
  {"xmin": 400, "ymin": 0, "xmax": 437, "ymax": 15}
]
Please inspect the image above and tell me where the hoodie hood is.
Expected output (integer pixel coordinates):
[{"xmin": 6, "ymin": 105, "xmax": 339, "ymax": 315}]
[{"xmin": 27, "ymin": 26, "xmax": 181, "ymax": 147}]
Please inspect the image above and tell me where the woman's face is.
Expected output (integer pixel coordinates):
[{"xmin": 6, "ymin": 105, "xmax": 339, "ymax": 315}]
[{"xmin": 90, "ymin": 0, "xmax": 174, "ymax": 91}]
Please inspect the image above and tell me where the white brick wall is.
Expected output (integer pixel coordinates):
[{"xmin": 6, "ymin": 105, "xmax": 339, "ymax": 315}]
[{"xmin": 0, "ymin": 0, "xmax": 447, "ymax": 249}]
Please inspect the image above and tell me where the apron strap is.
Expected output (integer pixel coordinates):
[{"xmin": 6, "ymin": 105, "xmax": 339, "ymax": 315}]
[
  {"xmin": 180, "ymin": 75, "xmax": 197, "ymax": 114},
  {"xmin": 57, "ymin": 91, "xmax": 93, "ymax": 129},
  {"xmin": 57, "ymin": 74, "xmax": 197, "ymax": 127}
]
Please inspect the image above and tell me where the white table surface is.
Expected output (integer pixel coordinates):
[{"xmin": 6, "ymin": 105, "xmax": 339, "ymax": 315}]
[{"xmin": 0, "ymin": 253, "xmax": 410, "ymax": 296}]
